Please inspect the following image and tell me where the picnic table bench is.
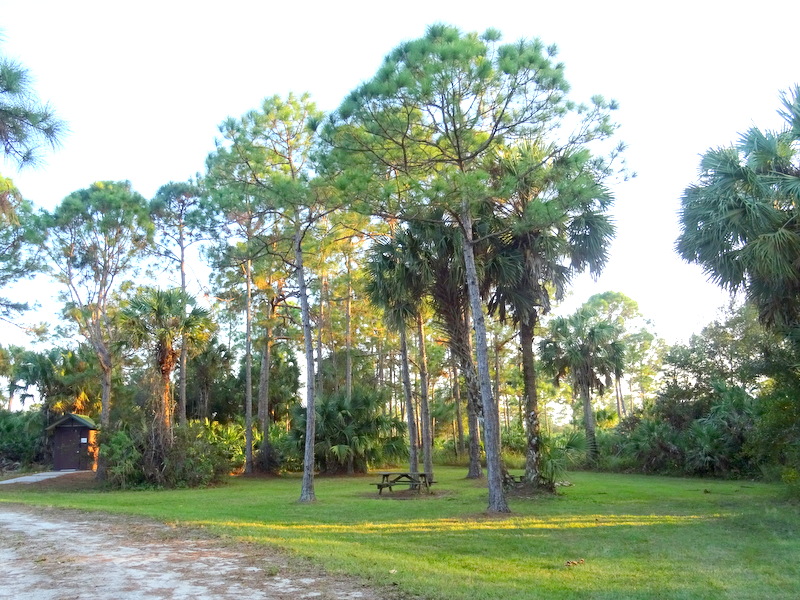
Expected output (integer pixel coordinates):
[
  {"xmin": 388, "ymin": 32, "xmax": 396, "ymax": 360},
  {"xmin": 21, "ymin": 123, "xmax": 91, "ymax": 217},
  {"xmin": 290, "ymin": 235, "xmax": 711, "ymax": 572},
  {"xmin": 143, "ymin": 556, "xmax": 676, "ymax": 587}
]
[{"xmin": 373, "ymin": 472, "xmax": 435, "ymax": 494}]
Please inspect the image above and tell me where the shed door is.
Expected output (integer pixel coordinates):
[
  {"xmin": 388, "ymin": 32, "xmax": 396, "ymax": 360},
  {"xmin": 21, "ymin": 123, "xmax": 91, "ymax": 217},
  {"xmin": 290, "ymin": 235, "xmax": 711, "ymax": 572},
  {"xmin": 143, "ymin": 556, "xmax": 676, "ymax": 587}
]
[{"xmin": 53, "ymin": 427, "xmax": 81, "ymax": 470}]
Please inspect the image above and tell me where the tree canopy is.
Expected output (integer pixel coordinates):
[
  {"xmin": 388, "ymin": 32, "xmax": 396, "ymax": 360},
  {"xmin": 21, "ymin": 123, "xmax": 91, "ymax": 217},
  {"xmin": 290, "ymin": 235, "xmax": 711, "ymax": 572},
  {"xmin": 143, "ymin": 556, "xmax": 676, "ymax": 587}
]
[{"xmin": 677, "ymin": 86, "xmax": 800, "ymax": 336}]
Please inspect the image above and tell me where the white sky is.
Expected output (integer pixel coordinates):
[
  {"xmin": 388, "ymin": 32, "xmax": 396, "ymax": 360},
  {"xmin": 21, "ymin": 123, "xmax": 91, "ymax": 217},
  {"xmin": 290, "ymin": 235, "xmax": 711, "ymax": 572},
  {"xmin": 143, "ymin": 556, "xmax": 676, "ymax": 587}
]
[{"xmin": 1, "ymin": 0, "xmax": 797, "ymax": 345}]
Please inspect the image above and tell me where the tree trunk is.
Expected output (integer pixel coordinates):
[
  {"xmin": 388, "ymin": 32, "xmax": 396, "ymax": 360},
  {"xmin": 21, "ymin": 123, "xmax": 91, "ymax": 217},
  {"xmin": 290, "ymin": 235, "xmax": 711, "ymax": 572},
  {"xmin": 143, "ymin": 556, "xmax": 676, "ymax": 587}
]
[
  {"xmin": 296, "ymin": 223, "xmax": 317, "ymax": 502},
  {"xmin": 520, "ymin": 319, "xmax": 548, "ymax": 489},
  {"xmin": 616, "ymin": 377, "xmax": 627, "ymax": 418},
  {"xmin": 377, "ymin": 337, "xmax": 384, "ymax": 388},
  {"xmin": 460, "ymin": 209, "xmax": 509, "ymax": 512},
  {"xmin": 178, "ymin": 233, "xmax": 188, "ymax": 427},
  {"xmin": 94, "ymin": 339, "xmax": 113, "ymax": 482},
  {"xmin": 161, "ymin": 369, "xmax": 174, "ymax": 434},
  {"xmin": 455, "ymin": 310, "xmax": 483, "ymax": 479},
  {"xmin": 417, "ymin": 313, "xmax": 433, "ymax": 478},
  {"xmin": 493, "ymin": 334, "xmax": 501, "ymax": 421},
  {"xmin": 244, "ymin": 258, "xmax": 254, "ymax": 475},
  {"xmin": 452, "ymin": 362, "xmax": 465, "ymax": 457},
  {"xmin": 581, "ymin": 376, "xmax": 598, "ymax": 461},
  {"xmin": 258, "ymin": 319, "xmax": 272, "ymax": 434},
  {"xmin": 399, "ymin": 325, "xmax": 419, "ymax": 473},
  {"xmin": 316, "ymin": 274, "xmax": 326, "ymax": 395},
  {"xmin": 345, "ymin": 265, "xmax": 353, "ymax": 402},
  {"xmin": 178, "ymin": 345, "xmax": 188, "ymax": 426},
  {"xmin": 200, "ymin": 386, "xmax": 210, "ymax": 420}
]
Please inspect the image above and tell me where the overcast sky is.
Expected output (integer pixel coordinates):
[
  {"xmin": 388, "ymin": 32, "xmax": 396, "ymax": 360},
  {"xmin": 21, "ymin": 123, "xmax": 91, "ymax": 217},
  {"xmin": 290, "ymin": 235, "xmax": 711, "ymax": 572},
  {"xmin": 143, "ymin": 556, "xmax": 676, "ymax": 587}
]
[{"xmin": 2, "ymin": 0, "xmax": 798, "ymax": 344}]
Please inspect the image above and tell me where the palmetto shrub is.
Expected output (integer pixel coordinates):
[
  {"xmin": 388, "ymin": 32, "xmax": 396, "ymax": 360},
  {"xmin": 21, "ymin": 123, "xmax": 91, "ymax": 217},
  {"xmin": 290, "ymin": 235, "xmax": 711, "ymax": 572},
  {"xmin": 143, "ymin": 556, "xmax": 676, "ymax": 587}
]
[
  {"xmin": 539, "ymin": 430, "xmax": 586, "ymax": 486},
  {"xmin": 289, "ymin": 386, "xmax": 407, "ymax": 474},
  {"xmin": 683, "ymin": 420, "xmax": 730, "ymax": 475},
  {"xmin": 682, "ymin": 384, "xmax": 756, "ymax": 476},
  {"xmin": 623, "ymin": 418, "xmax": 682, "ymax": 473}
]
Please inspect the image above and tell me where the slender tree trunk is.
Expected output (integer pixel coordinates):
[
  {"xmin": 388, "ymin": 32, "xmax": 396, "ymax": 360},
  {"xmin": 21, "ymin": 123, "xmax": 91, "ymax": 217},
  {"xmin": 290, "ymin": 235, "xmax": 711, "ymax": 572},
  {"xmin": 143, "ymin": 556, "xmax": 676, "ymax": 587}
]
[
  {"xmin": 316, "ymin": 280, "xmax": 324, "ymax": 396},
  {"xmin": 201, "ymin": 387, "xmax": 210, "ymax": 420},
  {"xmin": 258, "ymin": 325, "xmax": 272, "ymax": 433},
  {"xmin": 493, "ymin": 334, "xmax": 501, "ymax": 421},
  {"xmin": 616, "ymin": 378, "xmax": 627, "ymax": 418},
  {"xmin": 454, "ymin": 309, "xmax": 483, "ymax": 479},
  {"xmin": 95, "ymin": 339, "xmax": 112, "ymax": 481},
  {"xmin": 178, "ymin": 233, "xmax": 188, "ymax": 427},
  {"xmin": 244, "ymin": 258, "xmax": 254, "ymax": 474},
  {"xmin": 416, "ymin": 314, "xmax": 433, "ymax": 478},
  {"xmin": 178, "ymin": 346, "xmax": 188, "ymax": 425},
  {"xmin": 452, "ymin": 362, "xmax": 465, "ymax": 457},
  {"xmin": 581, "ymin": 376, "xmax": 598, "ymax": 461},
  {"xmin": 399, "ymin": 325, "xmax": 419, "ymax": 472},
  {"xmin": 296, "ymin": 224, "xmax": 317, "ymax": 502},
  {"xmin": 520, "ymin": 319, "xmax": 547, "ymax": 489},
  {"xmin": 460, "ymin": 209, "xmax": 508, "ymax": 512},
  {"xmin": 345, "ymin": 265, "xmax": 353, "ymax": 402},
  {"xmin": 377, "ymin": 337, "xmax": 384, "ymax": 388}
]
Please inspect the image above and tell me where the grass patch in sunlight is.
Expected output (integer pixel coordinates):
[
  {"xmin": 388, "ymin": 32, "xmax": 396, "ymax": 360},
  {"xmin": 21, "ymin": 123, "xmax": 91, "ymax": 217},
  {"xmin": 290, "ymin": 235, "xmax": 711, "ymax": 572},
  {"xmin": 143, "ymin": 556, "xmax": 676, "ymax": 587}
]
[{"xmin": 2, "ymin": 468, "xmax": 798, "ymax": 600}]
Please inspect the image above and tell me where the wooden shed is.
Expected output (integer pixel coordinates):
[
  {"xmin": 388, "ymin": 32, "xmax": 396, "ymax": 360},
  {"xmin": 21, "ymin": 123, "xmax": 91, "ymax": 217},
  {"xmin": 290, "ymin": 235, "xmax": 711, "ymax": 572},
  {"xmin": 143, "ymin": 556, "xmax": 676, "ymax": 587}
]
[{"xmin": 47, "ymin": 414, "xmax": 98, "ymax": 471}]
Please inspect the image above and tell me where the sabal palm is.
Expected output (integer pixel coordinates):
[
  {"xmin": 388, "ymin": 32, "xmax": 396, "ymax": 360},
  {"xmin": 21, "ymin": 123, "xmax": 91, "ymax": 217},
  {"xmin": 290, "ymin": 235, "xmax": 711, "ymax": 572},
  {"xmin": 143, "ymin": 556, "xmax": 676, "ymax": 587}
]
[
  {"xmin": 487, "ymin": 142, "xmax": 615, "ymax": 484},
  {"xmin": 367, "ymin": 216, "xmax": 489, "ymax": 478},
  {"xmin": 408, "ymin": 213, "xmax": 485, "ymax": 478},
  {"xmin": 189, "ymin": 336, "xmax": 232, "ymax": 419},
  {"xmin": 121, "ymin": 288, "xmax": 212, "ymax": 432},
  {"xmin": 365, "ymin": 231, "xmax": 429, "ymax": 472},
  {"xmin": 677, "ymin": 86, "xmax": 800, "ymax": 335},
  {"xmin": 539, "ymin": 307, "xmax": 624, "ymax": 460}
]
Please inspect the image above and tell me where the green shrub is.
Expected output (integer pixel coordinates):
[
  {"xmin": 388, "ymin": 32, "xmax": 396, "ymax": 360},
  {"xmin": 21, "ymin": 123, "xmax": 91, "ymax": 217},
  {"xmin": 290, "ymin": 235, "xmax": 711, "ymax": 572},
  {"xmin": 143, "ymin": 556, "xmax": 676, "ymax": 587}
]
[
  {"xmin": 200, "ymin": 418, "xmax": 249, "ymax": 472},
  {"xmin": 289, "ymin": 386, "xmax": 407, "ymax": 474},
  {"xmin": 162, "ymin": 422, "xmax": 231, "ymax": 487},
  {"xmin": 102, "ymin": 420, "xmax": 238, "ymax": 489},
  {"xmin": 103, "ymin": 429, "xmax": 143, "ymax": 489},
  {"xmin": 539, "ymin": 430, "xmax": 586, "ymax": 487},
  {"xmin": 683, "ymin": 420, "xmax": 730, "ymax": 476},
  {"xmin": 0, "ymin": 408, "xmax": 46, "ymax": 467},
  {"xmin": 623, "ymin": 418, "xmax": 682, "ymax": 473},
  {"xmin": 781, "ymin": 467, "xmax": 800, "ymax": 500},
  {"xmin": 501, "ymin": 422, "xmax": 526, "ymax": 454}
]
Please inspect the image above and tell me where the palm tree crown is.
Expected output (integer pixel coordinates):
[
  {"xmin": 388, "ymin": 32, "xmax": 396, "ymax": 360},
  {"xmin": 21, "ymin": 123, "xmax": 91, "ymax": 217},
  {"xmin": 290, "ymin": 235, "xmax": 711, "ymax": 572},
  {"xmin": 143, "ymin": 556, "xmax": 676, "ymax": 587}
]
[
  {"xmin": 540, "ymin": 306, "xmax": 624, "ymax": 459},
  {"xmin": 677, "ymin": 86, "xmax": 800, "ymax": 334}
]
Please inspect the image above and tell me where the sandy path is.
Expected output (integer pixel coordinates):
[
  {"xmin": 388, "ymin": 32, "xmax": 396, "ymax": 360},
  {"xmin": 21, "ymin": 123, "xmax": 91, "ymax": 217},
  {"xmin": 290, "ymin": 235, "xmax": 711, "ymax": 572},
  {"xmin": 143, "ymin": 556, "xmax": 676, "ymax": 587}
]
[{"xmin": 0, "ymin": 504, "xmax": 387, "ymax": 600}]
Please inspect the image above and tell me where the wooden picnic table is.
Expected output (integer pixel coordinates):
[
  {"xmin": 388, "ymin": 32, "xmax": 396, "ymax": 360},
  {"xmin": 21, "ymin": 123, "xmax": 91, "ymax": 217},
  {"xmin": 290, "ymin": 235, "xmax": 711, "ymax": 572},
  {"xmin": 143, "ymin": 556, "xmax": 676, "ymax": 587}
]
[{"xmin": 373, "ymin": 472, "xmax": 434, "ymax": 494}]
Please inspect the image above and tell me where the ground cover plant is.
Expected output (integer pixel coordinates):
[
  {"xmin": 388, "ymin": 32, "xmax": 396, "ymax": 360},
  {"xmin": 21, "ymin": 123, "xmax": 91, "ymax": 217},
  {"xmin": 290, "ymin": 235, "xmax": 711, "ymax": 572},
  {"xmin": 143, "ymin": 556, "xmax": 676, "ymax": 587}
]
[{"xmin": 2, "ymin": 468, "xmax": 798, "ymax": 600}]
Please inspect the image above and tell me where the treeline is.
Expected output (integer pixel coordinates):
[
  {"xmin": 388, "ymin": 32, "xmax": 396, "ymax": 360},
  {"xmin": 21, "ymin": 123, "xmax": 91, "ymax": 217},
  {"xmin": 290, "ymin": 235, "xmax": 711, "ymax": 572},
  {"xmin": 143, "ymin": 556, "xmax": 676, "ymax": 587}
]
[{"xmin": 1, "ymin": 26, "xmax": 799, "ymax": 504}]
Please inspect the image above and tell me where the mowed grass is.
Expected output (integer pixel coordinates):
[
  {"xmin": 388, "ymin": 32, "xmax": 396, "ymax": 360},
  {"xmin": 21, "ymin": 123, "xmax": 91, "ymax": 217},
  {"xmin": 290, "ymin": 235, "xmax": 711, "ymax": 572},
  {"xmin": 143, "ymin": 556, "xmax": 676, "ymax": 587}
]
[{"xmin": 2, "ymin": 467, "xmax": 798, "ymax": 600}]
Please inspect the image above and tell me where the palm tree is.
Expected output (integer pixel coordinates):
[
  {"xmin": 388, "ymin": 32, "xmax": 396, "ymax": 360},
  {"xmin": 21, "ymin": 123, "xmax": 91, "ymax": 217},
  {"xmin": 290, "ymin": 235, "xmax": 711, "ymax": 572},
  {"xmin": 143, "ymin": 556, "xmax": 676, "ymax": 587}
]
[
  {"xmin": 189, "ymin": 336, "xmax": 232, "ymax": 419},
  {"xmin": 410, "ymin": 214, "xmax": 485, "ymax": 479},
  {"xmin": 150, "ymin": 181, "xmax": 204, "ymax": 426},
  {"xmin": 365, "ymin": 233, "xmax": 427, "ymax": 474},
  {"xmin": 487, "ymin": 142, "xmax": 615, "ymax": 487},
  {"xmin": 120, "ymin": 288, "xmax": 212, "ymax": 438},
  {"xmin": 539, "ymin": 307, "xmax": 624, "ymax": 460},
  {"xmin": 677, "ymin": 86, "xmax": 800, "ymax": 336}
]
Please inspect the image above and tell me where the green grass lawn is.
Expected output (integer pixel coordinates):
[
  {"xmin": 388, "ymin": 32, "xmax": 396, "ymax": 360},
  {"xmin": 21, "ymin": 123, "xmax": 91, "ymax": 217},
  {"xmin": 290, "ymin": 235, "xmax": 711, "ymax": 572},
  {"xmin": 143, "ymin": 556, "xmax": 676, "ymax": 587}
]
[{"xmin": 2, "ymin": 467, "xmax": 798, "ymax": 600}]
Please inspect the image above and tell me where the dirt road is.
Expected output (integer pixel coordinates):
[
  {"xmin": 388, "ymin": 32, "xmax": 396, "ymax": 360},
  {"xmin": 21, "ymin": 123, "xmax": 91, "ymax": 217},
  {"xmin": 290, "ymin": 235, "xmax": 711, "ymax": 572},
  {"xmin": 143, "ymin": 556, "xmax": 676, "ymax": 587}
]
[{"xmin": 0, "ymin": 503, "xmax": 386, "ymax": 600}]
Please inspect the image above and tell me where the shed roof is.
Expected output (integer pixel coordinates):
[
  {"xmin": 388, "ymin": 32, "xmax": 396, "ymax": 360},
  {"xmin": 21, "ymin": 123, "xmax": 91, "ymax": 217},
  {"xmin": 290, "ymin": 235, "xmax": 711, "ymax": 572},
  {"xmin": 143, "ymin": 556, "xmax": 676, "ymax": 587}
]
[{"xmin": 46, "ymin": 413, "xmax": 98, "ymax": 431}]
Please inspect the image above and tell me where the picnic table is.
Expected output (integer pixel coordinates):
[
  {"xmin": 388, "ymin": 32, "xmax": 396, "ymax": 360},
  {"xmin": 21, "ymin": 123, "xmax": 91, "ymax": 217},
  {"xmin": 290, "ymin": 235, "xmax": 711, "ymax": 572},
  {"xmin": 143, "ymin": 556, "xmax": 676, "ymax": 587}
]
[{"xmin": 373, "ymin": 472, "xmax": 434, "ymax": 494}]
